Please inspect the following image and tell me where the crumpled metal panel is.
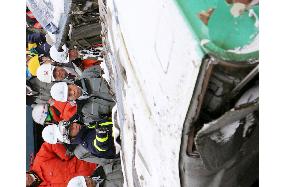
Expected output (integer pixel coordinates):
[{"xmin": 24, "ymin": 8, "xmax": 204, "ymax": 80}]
[{"xmin": 195, "ymin": 102, "xmax": 258, "ymax": 171}]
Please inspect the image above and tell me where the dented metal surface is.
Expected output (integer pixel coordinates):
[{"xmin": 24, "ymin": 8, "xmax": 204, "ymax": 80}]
[
  {"xmin": 196, "ymin": 102, "xmax": 258, "ymax": 171},
  {"xmin": 94, "ymin": 0, "xmax": 258, "ymax": 186}
]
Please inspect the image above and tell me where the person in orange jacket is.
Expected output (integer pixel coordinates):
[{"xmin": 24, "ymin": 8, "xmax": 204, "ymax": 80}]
[
  {"xmin": 31, "ymin": 99, "xmax": 78, "ymax": 126},
  {"xmin": 26, "ymin": 142, "xmax": 97, "ymax": 187}
]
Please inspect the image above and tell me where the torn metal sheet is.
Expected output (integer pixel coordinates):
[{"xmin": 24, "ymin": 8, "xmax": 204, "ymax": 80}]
[{"xmin": 195, "ymin": 101, "xmax": 258, "ymax": 171}]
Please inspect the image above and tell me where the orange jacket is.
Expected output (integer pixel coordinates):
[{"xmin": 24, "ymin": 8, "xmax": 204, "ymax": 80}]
[
  {"xmin": 82, "ymin": 59, "xmax": 100, "ymax": 70},
  {"xmin": 31, "ymin": 142, "xmax": 97, "ymax": 187},
  {"xmin": 48, "ymin": 99, "xmax": 77, "ymax": 122}
]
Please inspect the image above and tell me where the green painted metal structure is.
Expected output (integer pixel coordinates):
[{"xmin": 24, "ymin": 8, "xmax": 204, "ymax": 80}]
[{"xmin": 175, "ymin": 0, "xmax": 259, "ymax": 62}]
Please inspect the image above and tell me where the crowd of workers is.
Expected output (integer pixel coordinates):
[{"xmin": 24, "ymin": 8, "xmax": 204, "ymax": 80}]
[{"xmin": 26, "ymin": 4, "xmax": 123, "ymax": 187}]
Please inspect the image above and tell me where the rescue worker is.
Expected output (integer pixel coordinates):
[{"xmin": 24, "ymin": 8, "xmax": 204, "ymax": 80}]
[
  {"xmin": 37, "ymin": 63, "xmax": 80, "ymax": 83},
  {"xmin": 68, "ymin": 106, "xmax": 121, "ymax": 165},
  {"xmin": 48, "ymin": 43, "xmax": 105, "ymax": 81},
  {"xmin": 36, "ymin": 63, "xmax": 102, "ymax": 83},
  {"xmin": 26, "ymin": 142, "xmax": 97, "ymax": 187},
  {"xmin": 69, "ymin": 121, "xmax": 119, "ymax": 159},
  {"xmin": 42, "ymin": 121, "xmax": 119, "ymax": 159},
  {"xmin": 49, "ymin": 43, "xmax": 102, "ymax": 71},
  {"xmin": 50, "ymin": 81, "xmax": 114, "ymax": 123},
  {"xmin": 50, "ymin": 82, "xmax": 87, "ymax": 101},
  {"xmin": 50, "ymin": 81, "xmax": 113, "ymax": 102},
  {"xmin": 31, "ymin": 99, "xmax": 77, "ymax": 125},
  {"xmin": 27, "ymin": 31, "xmax": 51, "ymax": 56},
  {"xmin": 42, "ymin": 123, "xmax": 78, "ymax": 154},
  {"xmin": 67, "ymin": 160, "xmax": 123, "ymax": 187}
]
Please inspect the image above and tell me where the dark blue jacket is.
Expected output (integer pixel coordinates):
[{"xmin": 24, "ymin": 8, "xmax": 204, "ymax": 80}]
[
  {"xmin": 35, "ymin": 42, "xmax": 51, "ymax": 56},
  {"xmin": 27, "ymin": 32, "xmax": 46, "ymax": 44},
  {"xmin": 71, "ymin": 122, "xmax": 117, "ymax": 159}
]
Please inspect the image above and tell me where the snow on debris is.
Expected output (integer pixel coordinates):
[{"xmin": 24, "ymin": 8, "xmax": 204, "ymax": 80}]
[{"xmin": 210, "ymin": 121, "xmax": 240, "ymax": 143}]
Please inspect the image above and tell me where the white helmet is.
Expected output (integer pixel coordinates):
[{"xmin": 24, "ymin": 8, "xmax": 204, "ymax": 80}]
[
  {"xmin": 42, "ymin": 124, "xmax": 64, "ymax": 144},
  {"xmin": 50, "ymin": 82, "xmax": 68, "ymax": 102},
  {"xmin": 58, "ymin": 121, "xmax": 71, "ymax": 144},
  {"xmin": 32, "ymin": 104, "xmax": 48, "ymax": 125},
  {"xmin": 36, "ymin": 63, "xmax": 56, "ymax": 83},
  {"xmin": 49, "ymin": 44, "xmax": 69, "ymax": 63},
  {"xmin": 67, "ymin": 176, "xmax": 87, "ymax": 187}
]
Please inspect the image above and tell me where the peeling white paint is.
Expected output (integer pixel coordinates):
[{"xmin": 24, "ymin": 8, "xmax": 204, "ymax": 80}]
[
  {"xmin": 200, "ymin": 39, "xmax": 210, "ymax": 46},
  {"xmin": 227, "ymin": 34, "xmax": 258, "ymax": 54},
  {"xmin": 230, "ymin": 3, "xmax": 246, "ymax": 18},
  {"xmin": 248, "ymin": 9, "xmax": 259, "ymax": 28},
  {"xmin": 100, "ymin": 60, "xmax": 111, "ymax": 84}
]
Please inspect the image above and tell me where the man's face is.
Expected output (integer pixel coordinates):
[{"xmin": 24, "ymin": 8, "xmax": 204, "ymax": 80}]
[
  {"xmin": 69, "ymin": 122, "xmax": 82, "ymax": 137},
  {"xmin": 26, "ymin": 174, "xmax": 34, "ymax": 186},
  {"xmin": 85, "ymin": 176, "xmax": 96, "ymax": 187},
  {"xmin": 69, "ymin": 49, "xmax": 79, "ymax": 61},
  {"xmin": 68, "ymin": 84, "xmax": 82, "ymax": 101},
  {"xmin": 53, "ymin": 67, "xmax": 67, "ymax": 81}
]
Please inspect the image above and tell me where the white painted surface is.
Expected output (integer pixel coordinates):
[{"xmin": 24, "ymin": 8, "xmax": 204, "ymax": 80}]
[
  {"xmin": 47, "ymin": 0, "xmax": 65, "ymax": 27},
  {"xmin": 103, "ymin": 0, "xmax": 205, "ymax": 186}
]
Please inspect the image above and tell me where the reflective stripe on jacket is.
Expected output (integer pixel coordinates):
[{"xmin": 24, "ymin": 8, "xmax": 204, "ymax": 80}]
[{"xmin": 71, "ymin": 121, "xmax": 117, "ymax": 159}]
